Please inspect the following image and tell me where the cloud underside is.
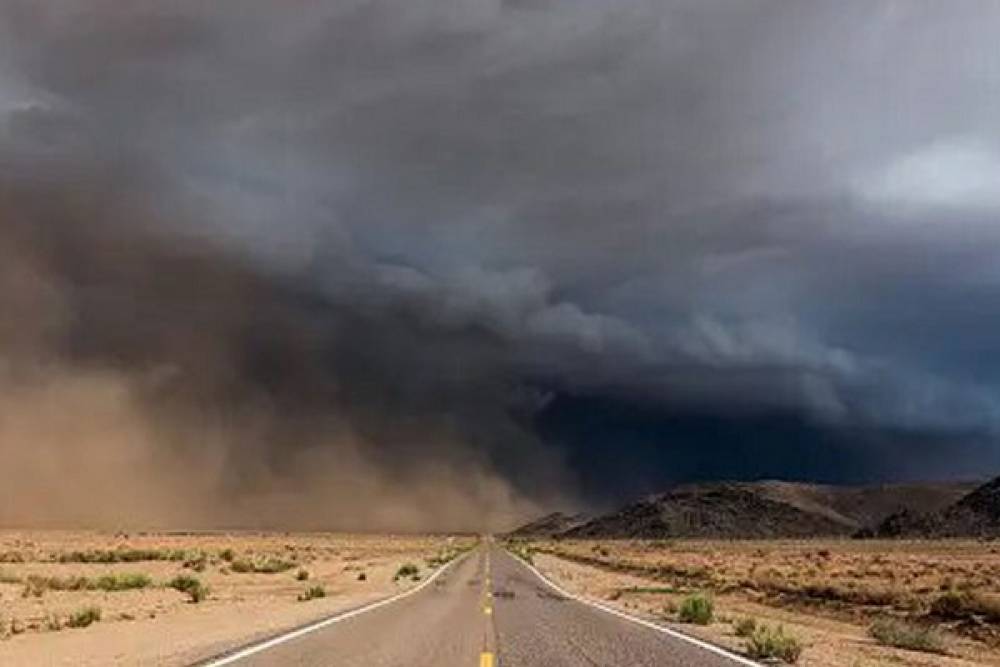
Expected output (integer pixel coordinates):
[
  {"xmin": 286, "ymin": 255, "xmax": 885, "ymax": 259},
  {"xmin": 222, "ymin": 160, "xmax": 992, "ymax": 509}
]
[{"xmin": 1, "ymin": 1, "xmax": 999, "ymax": 527}]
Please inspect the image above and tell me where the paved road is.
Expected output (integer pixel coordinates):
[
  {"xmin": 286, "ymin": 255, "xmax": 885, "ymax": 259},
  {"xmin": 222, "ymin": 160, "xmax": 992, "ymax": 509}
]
[{"xmin": 208, "ymin": 543, "xmax": 752, "ymax": 667}]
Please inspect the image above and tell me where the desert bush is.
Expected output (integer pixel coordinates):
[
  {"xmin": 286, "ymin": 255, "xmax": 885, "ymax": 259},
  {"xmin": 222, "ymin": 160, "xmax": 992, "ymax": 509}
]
[
  {"xmin": 22, "ymin": 573, "xmax": 151, "ymax": 596},
  {"xmin": 231, "ymin": 557, "xmax": 295, "ymax": 574},
  {"xmin": 868, "ymin": 618, "xmax": 945, "ymax": 654},
  {"xmin": 296, "ymin": 569, "xmax": 310, "ymax": 581},
  {"xmin": 22, "ymin": 575, "xmax": 47, "ymax": 597},
  {"xmin": 219, "ymin": 548, "xmax": 235, "ymax": 562},
  {"xmin": 358, "ymin": 572, "xmax": 367, "ymax": 581},
  {"xmin": 94, "ymin": 573, "xmax": 152, "ymax": 591},
  {"xmin": 22, "ymin": 575, "xmax": 87, "ymax": 596},
  {"xmin": 678, "ymin": 594, "xmax": 714, "ymax": 624},
  {"xmin": 931, "ymin": 590, "xmax": 966, "ymax": 618},
  {"xmin": 931, "ymin": 590, "xmax": 1000, "ymax": 623},
  {"xmin": 168, "ymin": 574, "xmax": 208, "ymax": 603},
  {"xmin": 745, "ymin": 624, "xmax": 803, "ymax": 663},
  {"xmin": 733, "ymin": 617, "xmax": 757, "ymax": 637},
  {"xmin": 67, "ymin": 606, "xmax": 102, "ymax": 629},
  {"xmin": 183, "ymin": 552, "xmax": 208, "ymax": 572},
  {"xmin": 256, "ymin": 558, "xmax": 296, "ymax": 574},
  {"xmin": 230, "ymin": 559, "xmax": 253, "ymax": 573},
  {"xmin": 298, "ymin": 585, "xmax": 326, "ymax": 601},
  {"xmin": 394, "ymin": 563, "xmax": 420, "ymax": 581},
  {"xmin": 57, "ymin": 549, "xmax": 185, "ymax": 564},
  {"xmin": 425, "ymin": 550, "xmax": 455, "ymax": 567}
]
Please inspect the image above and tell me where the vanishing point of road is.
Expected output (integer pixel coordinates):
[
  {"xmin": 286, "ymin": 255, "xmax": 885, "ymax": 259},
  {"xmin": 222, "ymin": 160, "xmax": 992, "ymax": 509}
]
[{"xmin": 202, "ymin": 541, "xmax": 756, "ymax": 667}]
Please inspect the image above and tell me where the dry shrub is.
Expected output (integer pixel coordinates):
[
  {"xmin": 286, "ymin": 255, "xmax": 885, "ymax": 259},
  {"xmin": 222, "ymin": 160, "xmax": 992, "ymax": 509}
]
[
  {"xmin": 745, "ymin": 624, "xmax": 803, "ymax": 663},
  {"xmin": 869, "ymin": 618, "xmax": 946, "ymax": 654}
]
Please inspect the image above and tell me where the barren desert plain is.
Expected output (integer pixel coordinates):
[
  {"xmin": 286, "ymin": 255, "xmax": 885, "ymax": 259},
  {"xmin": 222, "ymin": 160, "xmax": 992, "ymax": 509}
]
[
  {"xmin": 4, "ymin": 530, "xmax": 1000, "ymax": 665},
  {"xmin": 0, "ymin": 530, "xmax": 474, "ymax": 666},
  {"xmin": 514, "ymin": 538, "xmax": 1000, "ymax": 666}
]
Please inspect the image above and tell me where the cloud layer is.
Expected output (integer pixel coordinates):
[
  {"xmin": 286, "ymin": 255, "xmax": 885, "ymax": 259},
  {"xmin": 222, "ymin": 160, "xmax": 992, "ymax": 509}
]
[{"xmin": 2, "ymin": 1, "xmax": 999, "ymax": 526}]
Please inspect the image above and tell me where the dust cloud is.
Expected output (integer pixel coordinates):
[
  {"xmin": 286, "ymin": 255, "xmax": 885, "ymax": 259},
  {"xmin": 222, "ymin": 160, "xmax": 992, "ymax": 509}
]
[{"xmin": 0, "ymin": 179, "xmax": 558, "ymax": 532}]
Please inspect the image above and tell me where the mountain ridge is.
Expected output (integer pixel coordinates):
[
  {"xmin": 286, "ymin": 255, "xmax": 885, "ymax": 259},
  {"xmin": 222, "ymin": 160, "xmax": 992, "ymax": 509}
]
[{"xmin": 511, "ymin": 479, "xmax": 981, "ymax": 539}]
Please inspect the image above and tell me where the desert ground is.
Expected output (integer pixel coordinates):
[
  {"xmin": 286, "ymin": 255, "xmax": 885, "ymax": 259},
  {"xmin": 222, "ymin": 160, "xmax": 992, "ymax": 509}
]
[
  {"xmin": 0, "ymin": 530, "xmax": 474, "ymax": 666},
  {"xmin": 512, "ymin": 538, "xmax": 1000, "ymax": 666},
  {"xmin": 7, "ymin": 531, "xmax": 1000, "ymax": 666}
]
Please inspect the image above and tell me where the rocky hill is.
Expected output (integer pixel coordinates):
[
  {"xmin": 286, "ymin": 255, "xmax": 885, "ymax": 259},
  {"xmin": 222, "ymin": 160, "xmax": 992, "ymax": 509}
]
[
  {"xmin": 512, "ymin": 480, "xmax": 976, "ymax": 540},
  {"xmin": 870, "ymin": 476, "xmax": 1000, "ymax": 538},
  {"xmin": 508, "ymin": 512, "xmax": 590, "ymax": 537}
]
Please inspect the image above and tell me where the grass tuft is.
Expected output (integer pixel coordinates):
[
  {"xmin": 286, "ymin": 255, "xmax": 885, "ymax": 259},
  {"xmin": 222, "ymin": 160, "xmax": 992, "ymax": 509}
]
[
  {"xmin": 231, "ymin": 557, "xmax": 295, "ymax": 574},
  {"xmin": 21, "ymin": 573, "xmax": 150, "ymax": 596},
  {"xmin": 66, "ymin": 606, "xmax": 102, "ymax": 629},
  {"xmin": 57, "ymin": 549, "xmax": 185, "ymax": 564},
  {"xmin": 93, "ymin": 573, "xmax": 152, "ymax": 591},
  {"xmin": 394, "ymin": 563, "xmax": 420, "ymax": 581},
  {"xmin": 168, "ymin": 574, "xmax": 209, "ymax": 603},
  {"xmin": 298, "ymin": 585, "xmax": 326, "ymax": 601},
  {"xmin": 745, "ymin": 624, "xmax": 803, "ymax": 663},
  {"xmin": 677, "ymin": 594, "xmax": 714, "ymax": 625},
  {"xmin": 733, "ymin": 617, "xmax": 757, "ymax": 637}
]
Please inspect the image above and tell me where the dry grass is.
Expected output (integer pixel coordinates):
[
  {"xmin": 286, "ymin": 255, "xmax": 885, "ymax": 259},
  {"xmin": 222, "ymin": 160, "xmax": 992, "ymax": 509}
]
[
  {"xmin": 297, "ymin": 585, "xmax": 327, "ymax": 602},
  {"xmin": 0, "ymin": 530, "xmax": 474, "ymax": 656},
  {"xmin": 534, "ymin": 539, "xmax": 1000, "ymax": 620},
  {"xmin": 524, "ymin": 538, "xmax": 1000, "ymax": 666},
  {"xmin": 677, "ymin": 594, "xmax": 714, "ymax": 624},
  {"xmin": 65, "ymin": 606, "xmax": 101, "ymax": 629},
  {"xmin": 869, "ymin": 617, "xmax": 947, "ymax": 654},
  {"xmin": 21, "ymin": 572, "xmax": 152, "ymax": 596}
]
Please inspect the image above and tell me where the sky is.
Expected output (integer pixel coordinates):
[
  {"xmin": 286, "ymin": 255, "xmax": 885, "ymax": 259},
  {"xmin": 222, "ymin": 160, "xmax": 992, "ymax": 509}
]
[{"xmin": 1, "ymin": 1, "xmax": 999, "ymax": 530}]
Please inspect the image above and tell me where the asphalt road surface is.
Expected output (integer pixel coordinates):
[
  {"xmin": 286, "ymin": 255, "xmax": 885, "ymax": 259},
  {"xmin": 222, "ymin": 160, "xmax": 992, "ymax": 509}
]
[{"xmin": 206, "ymin": 543, "xmax": 754, "ymax": 667}]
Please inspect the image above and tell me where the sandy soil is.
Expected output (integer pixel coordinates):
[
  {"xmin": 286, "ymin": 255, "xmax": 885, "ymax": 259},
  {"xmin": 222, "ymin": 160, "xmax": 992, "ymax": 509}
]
[
  {"xmin": 0, "ymin": 530, "xmax": 474, "ymax": 666},
  {"xmin": 522, "ymin": 539, "xmax": 1000, "ymax": 667}
]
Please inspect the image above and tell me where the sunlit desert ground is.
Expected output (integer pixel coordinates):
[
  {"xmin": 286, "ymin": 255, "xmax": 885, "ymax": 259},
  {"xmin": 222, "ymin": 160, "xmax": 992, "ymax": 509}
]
[
  {"xmin": 0, "ymin": 530, "xmax": 474, "ymax": 666},
  {"xmin": 516, "ymin": 538, "xmax": 1000, "ymax": 666}
]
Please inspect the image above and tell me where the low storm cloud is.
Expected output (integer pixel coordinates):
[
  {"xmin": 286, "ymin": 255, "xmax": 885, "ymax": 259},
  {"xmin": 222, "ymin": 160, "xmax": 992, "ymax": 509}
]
[{"xmin": 1, "ymin": 1, "xmax": 999, "ymax": 529}]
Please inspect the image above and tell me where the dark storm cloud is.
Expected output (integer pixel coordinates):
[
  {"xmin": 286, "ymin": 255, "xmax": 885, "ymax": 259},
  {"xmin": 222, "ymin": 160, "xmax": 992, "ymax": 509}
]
[{"xmin": 2, "ymin": 1, "xmax": 999, "ymax": 526}]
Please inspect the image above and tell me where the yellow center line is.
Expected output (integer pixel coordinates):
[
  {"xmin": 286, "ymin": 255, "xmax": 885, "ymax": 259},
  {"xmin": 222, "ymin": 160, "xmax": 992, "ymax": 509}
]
[{"xmin": 480, "ymin": 652, "xmax": 495, "ymax": 667}]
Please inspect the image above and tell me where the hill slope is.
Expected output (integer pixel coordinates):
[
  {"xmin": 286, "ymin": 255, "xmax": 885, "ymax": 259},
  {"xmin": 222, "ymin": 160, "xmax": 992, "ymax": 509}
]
[
  {"xmin": 514, "ymin": 480, "xmax": 975, "ymax": 540},
  {"xmin": 872, "ymin": 476, "xmax": 1000, "ymax": 538},
  {"xmin": 508, "ymin": 512, "xmax": 589, "ymax": 537}
]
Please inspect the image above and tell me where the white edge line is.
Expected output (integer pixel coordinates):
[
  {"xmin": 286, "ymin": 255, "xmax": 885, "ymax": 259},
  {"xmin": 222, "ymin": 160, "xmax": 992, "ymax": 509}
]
[
  {"xmin": 201, "ymin": 552, "xmax": 470, "ymax": 666},
  {"xmin": 506, "ymin": 549, "xmax": 761, "ymax": 667}
]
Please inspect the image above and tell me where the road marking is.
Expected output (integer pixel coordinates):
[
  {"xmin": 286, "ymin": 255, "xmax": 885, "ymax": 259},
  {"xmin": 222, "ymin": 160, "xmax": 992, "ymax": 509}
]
[
  {"xmin": 479, "ymin": 651, "xmax": 495, "ymax": 667},
  {"xmin": 506, "ymin": 550, "xmax": 761, "ymax": 667},
  {"xmin": 483, "ymin": 605, "xmax": 493, "ymax": 615},
  {"xmin": 201, "ymin": 552, "xmax": 470, "ymax": 666}
]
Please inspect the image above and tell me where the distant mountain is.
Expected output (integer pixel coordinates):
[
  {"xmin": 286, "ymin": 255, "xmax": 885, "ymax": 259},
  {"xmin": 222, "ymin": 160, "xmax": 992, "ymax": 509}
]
[
  {"xmin": 508, "ymin": 512, "xmax": 590, "ymax": 537},
  {"xmin": 512, "ymin": 480, "xmax": 976, "ymax": 540},
  {"xmin": 870, "ymin": 476, "xmax": 1000, "ymax": 538}
]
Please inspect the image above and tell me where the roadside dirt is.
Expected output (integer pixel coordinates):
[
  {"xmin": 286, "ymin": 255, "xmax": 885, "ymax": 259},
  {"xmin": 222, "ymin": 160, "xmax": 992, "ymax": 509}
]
[
  {"xmin": 527, "ymin": 539, "xmax": 1000, "ymax": 667},
  {"xmin": 0, "ymin": 530, "xmax": 473, "ymax": 666}
]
